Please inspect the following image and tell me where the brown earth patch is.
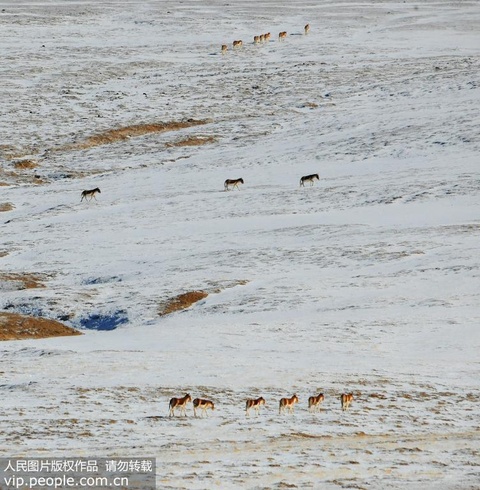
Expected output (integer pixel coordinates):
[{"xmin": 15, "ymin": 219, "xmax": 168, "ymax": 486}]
[
  {"xmin": 0, "ymin": 312, "xmax": 81, "ymax": 340},
  {"xmin": 0, "ymin": 168, "xmax": 46, "ymax": 187},
  {"xmin": 290, "ymin": 432, "xmax": 331, "ymax": 440},
  {"xmin": 159, "ymin": 291, "xmax": 208, "ymax": 316},
  {"xmin": 0, "ymin": 145, "xmax": 27, "ymax": 161},
  {"xmin": 158, "ymin": 280, "xmax": 249, "ymax": 316},
  {"xmin": 0, "ymin": 202, "xmax": 14, "ymax": 212},
  {"xmin": 13, "ymin": 159, "xmax": 38, "ymax": 170},
  {"xmin": 0, "ymin": 272, "xmax": 48, "ymax": 290},
  {"xmin": 301, "ymin": 102, "xmax": 319, "ymax": 109},
  {"xmin": 61, "ymin": 119, "xmax": 210, "ymax": 152},
  {"xmin": 165, "ymin": 135, "xmax": 216, "ymax": 148}
]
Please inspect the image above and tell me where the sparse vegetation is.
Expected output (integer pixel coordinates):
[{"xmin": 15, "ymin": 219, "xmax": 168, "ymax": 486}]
[
  {"xmin": 61, "ymin": 119, "xmax": 210, "ymax": 152},
  {"xmin": 0, "ymin": 272, "xmax": 48, "ymax": 289},
  {"xmin": 159, "ymin": 291, "xmax": 208, "ymax": 316},
  {"xmin": 0, "ymin": 312, "xmax": 81, "ymax": 340},
  {"xmin": 165, "ymin": 135, "xmax": 216, "ymax": 148},
  {"xmin": 0, "ymin": 202, "xmax": 14, "ymax": 212}
]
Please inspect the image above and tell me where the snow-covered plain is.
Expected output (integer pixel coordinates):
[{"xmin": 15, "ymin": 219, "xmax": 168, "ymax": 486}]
[{"xmin": 1, "ymin": 0, "xmax": 479, "ymax": 488}]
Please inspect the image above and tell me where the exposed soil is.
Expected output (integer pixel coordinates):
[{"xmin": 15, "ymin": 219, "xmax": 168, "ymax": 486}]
[
  {"xmin": 0, "ymin": 312, "xmax": 81, "ymax": 340},
  {"xmin": 165, "ymin": 135, "xmax": 216, "ymax": 148},
  {"xmin": 0, "ymin": 167, "xmax": 44, "ymax": 187},
  {"xmin": 13, "ymin": 159, "xmax": 39, "ymax": 170},
  {"xmin": 158, "ymin": 282, "xmax": 249, "ymax": 316},
  {"xmin": 0, "ymin": 202, "xmax": 14, "ymax": 212},
  {"xmin": 59, "ymin": 119, "xmax": 210, "ymax": 152},
  {"xmin": 0, "ymin": 272, "xmax": 48, "ymax": 290},
  {"xmin": 158, "ymin": 290, "xmax": 208, "ymax": 316}
]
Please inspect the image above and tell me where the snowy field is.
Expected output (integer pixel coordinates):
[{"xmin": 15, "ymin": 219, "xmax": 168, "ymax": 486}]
[{"xmin": 1, "ymin": 0, "xmax": 479, "ymax": 488}]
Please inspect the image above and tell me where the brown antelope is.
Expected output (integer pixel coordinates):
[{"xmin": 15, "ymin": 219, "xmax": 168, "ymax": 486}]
[
  {"xmin": 80, "ymin": 187, "xmax": 101, "ymax": 202},
  {"xmin": 304, "ymin": 24, "xmax": 310, "ymax": 34},
  {"xmin": 245, "ymin": 397, "xmax": 266, "ymax": 417},
  {"xmin": 233, "ymin": 40, "xmax": 243, "ymax": 48},
  {"xmin": 259, "ymin": 34, "xmax": 265, "ymax": 42},
  {"xmin": 224, "ymin": 178, "xmax": 244, "ymax": 191},
  {"xmin": 308, "ymin": 393, "xmax": 325, "ymax": 412},
  {"xmin": 279, "ymin": 394, "xmax": 299, "ymax": 414},
  {"xmin": 300, "ymin": 174, "xmax": 319, "ymax": 187},
  {"xmin": 193, "ymin": 398, "xmax": 215, "ymax": 417},
  {"xmin": 221, "ymin": 44, "xmax": 228, "ymax": 54},
  {"xmin": 254, "ymin": 35, "xmax": 260, "ymax": 44},
  {"xmin": 341, "ymin": 393, "xmax": 354, "ymax": 411},
  {"xmin": 265, "ymin": 32, "xmax": 271, "ymax": 41},
  {"xmin": 279, "ymin": 31, "xmax": 287, "ymax": 40},
  {"xmin": 169, "ymin": 393, "xmax": 192, "ymax": 417}
]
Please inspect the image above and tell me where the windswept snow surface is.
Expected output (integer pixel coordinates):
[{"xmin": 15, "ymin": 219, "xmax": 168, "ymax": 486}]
[{"xmin": 1, "ymin": 1, "xmax": 479, "ymax": 488}]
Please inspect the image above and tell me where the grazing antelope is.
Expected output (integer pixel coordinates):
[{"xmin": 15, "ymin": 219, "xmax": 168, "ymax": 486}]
[
  {"xmin": 193, "ymin": 398, "xmax": 215, "ymax": 417},
  {"xmin": 300, "ymin": 174, "xmax": 319, "ymax": 187},
  {"xmin": 304, "ymin": 24, "xmax": 310, "ymax": 34},
  {"xmin": 308, "ymin": 393, "xmax": 325, "ymax": 412},
  {"xmin": 245, "ymin": 397, "xmax": 266, "ymax": 417},
  {"xmin": 279, "ymin": 31, "xmax": 287, "ymax": 40},
  {"xmin": 233, "ymin": 40, "xmax": 243, "ymax": 48},
  {"xmin": 279, "ymin": 394, "xmax": 299, "ymax": 414},
  {"xmin": 80, "ymin": 187, "xmax": 101, "ymax": 202},
  {"xmin": 169, "ymin": 393, "xmax": 192, "ymax": 417},
  {"xmin": 341, "ymin": 393, "xmax": 354, "ymax": 411},
  {"xmin": 224, "ymin": 178, "xmax": 244, "ymax": 191},
  {"xmin": 221, "ymin": 44, "xmax": 228, "ymax": 54}
]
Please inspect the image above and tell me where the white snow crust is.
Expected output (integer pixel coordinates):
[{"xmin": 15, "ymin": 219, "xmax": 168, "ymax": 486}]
[{"xmin": 0, "ymin": 1, "xmax": 479, "ymax": 488}]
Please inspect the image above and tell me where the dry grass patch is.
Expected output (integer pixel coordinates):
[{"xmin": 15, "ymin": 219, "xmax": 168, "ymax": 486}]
[
  {"xmin": 0, "ymin": 272, "xmax": 48, "ymax": 290},
  {"xmin": 165, "ymin": 135, "xmax": 216, "ymax": 148},
  {"xmin": 61, "ymin": 119, "xmax": 210, "ymax": 151},
  {"xmin": 13, "ymin": 159, "xmax": 38, "ymax": 170},
  {"xmin": 0, "ymin": 145, "xmax": 27, "ymax": 161},
  {"xmin": 158, "ymin": 281, "xmax": 249, "ymax": 316},
  {"xmin": 159, "ymin": 291, "xmax": 208, "ymax": 316},
  {"xmin": 0, "ymin": 312, "xmax": 81, "ymax": 340},
  {"xmin": 0, "ymin": 202, "xmax": 14, "ymax": 212},
  {"xmin": 0, "ymin": 168, "xmax": 46, "ymax": 186}
]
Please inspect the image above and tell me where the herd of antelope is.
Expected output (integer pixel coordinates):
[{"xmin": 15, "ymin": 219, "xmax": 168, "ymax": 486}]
[
  {"xmin": 223, "ymin": 174, "xmax": 320, "ymax": 192},
  {"xmin": 168, "ymin": 392, "xmax": 354, "ymax": 417},
  {"xmin": 222, "ymin": 23, "xmax": 310, "ymax": 53},
  {"xmin": 81, "ymin": 174, "xmax": 319, "ymax": 202}
]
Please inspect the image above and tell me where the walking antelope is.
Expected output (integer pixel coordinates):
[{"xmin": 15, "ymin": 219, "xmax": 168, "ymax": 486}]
[
  {"xmin": 300, "ymin": 174, "xmax": 319, "ymax": 187},
  {"xmin": 80, "ymin": 187, "xmax": 101, "ymax": 202},
  {"xmin": 193, "ymin": 398, "xmax": 215, "ymax": 417},
  {"xmin": 254, "ymin": 35, "xmax": 260, "ymax": 44},
  {"xmin": 279, "ymin": 394, "xmax": 299, "ymax": 414},
  {"xmin": 221, "ymin": 44, "xmax": 228, "ymax": 54},
  {"xmin": 245, "ymin": 397, "xmax": 266, "ymax": 417},
  {"xmin": 224, "ymin": 178, "xmax": 244, "ymax": 191},
  {"xmin": 279, "ymin": 31, "xmax": 287, "ymax": 40},
  {"xmin": 304, "ymin": 24, "xmax": 310, "ymax": 34},
  {"xmin": 233, "ymin": 40, "xmax": 243, "ymax": 48},
  {"xmin": 341, "ymin": 393, "xmax": 354, "ymax": 411},
  {"xmin": 169, "ymin": 393, "xmax": 192, "ymax": 417},
  {"xmin": 265, "ymin": 32, "xmax": 271, "ymax": 41},
  {"xmin": 308, "ymin": 393, "xmax": 325, "ymax": 412}
]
